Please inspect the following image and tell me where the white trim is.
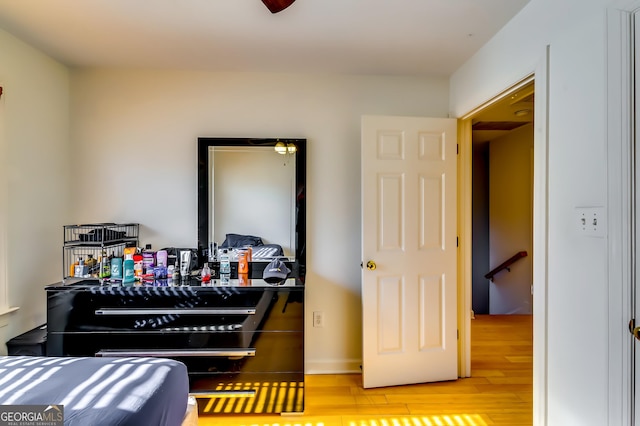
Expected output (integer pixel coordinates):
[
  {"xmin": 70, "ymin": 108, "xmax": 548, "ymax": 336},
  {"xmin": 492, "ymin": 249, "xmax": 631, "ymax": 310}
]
[
  {"xmin": 459, "ymin": 76, "xmax": 535, "ymax": 121},
  {"xmin": 532, "ymin": 47, "xmax": 550, "ymax": 426},
  {"xmin": 457, "ymin": 74, "xmax": 537, "ymax": 379},
  {"xmin": 0, "ymin": 307, "xmax": 19, "ymax": 316},
  {"xmin": 604, "ymin": 5, "xmax": 636, "ymax": 426},
  {"xmin": 456, "ymin": 65, "xmax": 548, "ymax": 424},
  {"xmin": 0, "ymin": 83, "xmax": 8, "ymax": 314},
  {"xmin": 457, "ymin": 119, "xmax": 472, "ymax": 378},
  {"xmin": 305, "ymin": 359, "xmax": 361, "ymax": 374}
]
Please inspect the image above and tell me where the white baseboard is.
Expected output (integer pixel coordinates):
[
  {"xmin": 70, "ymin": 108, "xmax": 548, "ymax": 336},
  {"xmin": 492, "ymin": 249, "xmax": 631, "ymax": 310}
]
[{"xmin": 305, "ymin": 358, "xmax": 362, "ymax": 375}]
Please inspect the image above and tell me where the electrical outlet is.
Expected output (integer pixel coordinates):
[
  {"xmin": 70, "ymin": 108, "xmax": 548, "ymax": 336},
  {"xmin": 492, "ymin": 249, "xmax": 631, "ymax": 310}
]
[
  {"xmin": 313, "ymin": 311, "xmax": 324, "ymax": 328},
  {"xmin": 576, "ymin": 206, "xmax": 605, "ymax": 238}
]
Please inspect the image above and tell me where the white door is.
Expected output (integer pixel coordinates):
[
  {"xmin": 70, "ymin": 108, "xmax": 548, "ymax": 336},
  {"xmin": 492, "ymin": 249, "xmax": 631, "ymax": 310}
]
[
  {"xmin": 361, "ymin": 115, "xmax": 458, "ymax": 388},
  {"xmin": 634, "ymin": 10, "xmax": 640, "ymax": 425}
]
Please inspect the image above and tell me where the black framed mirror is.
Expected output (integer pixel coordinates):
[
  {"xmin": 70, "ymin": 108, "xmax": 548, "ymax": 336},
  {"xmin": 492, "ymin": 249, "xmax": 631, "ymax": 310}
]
[{"xmin": 198, "ymin": 137, "xmax": 306, "ymax": 268}]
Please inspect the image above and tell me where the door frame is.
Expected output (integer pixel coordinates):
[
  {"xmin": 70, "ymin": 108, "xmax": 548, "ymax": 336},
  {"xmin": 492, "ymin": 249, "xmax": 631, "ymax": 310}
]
[
  {"xmin": 608, "ymin": 4, "xmax": 637, "ymax": 426},
  {"xmin": 457, "ymin": 67, "xmax": 548, "ymax": 424}
]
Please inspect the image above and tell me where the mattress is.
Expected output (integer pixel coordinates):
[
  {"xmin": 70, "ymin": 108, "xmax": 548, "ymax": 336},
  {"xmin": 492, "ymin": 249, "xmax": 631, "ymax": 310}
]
[
  {"xmin": 250, "ymin": 244, "xmax": 284, "ymax": 259},
  {"xmin": 0, "ymin": 356, "xmax": 189, "ymax": 426}
]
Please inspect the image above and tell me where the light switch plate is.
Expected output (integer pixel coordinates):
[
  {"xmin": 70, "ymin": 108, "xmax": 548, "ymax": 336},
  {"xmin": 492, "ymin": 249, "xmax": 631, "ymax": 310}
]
[{"xmin": 575, "ymin": 206, "xmax": 605, "ymax": 237}]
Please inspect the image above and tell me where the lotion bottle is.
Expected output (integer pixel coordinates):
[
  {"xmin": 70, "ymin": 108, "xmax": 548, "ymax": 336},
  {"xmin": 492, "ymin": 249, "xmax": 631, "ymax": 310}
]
[{"xmin": 238, "ymin": 251, "xmax": 248, "ymax": 274}]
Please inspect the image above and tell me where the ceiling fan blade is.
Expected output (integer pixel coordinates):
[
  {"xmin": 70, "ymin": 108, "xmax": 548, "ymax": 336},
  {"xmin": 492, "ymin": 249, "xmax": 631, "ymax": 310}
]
[{"xmin": 261, "ymin": 0, "xmax": 296, "ymax": 13}]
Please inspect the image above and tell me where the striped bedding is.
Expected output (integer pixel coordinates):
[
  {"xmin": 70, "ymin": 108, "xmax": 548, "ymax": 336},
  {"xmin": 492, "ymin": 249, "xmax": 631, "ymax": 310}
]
[{"xmin": 0, "ymin": 356, "xmax": 189, "ymax": 426}]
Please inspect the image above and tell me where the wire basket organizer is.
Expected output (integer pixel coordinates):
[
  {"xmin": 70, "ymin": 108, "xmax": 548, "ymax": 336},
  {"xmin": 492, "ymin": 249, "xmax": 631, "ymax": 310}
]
[{"xmin": 63, "ymin": 223, "xmax": 139, "ymax": 280}]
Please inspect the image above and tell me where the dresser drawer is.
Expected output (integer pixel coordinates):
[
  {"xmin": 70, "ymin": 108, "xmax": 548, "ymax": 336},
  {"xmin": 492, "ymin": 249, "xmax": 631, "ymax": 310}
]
[
  {"xmin": 48, "ymin": 288, "xmax": 302, "ymax": 332},
  {"xmin": 48, "ymin": 330, "xmax": 303, "ymax": 373},
  {"xmin": 190, "ymin": 372, "xmax": 304, "ymax": 414}
]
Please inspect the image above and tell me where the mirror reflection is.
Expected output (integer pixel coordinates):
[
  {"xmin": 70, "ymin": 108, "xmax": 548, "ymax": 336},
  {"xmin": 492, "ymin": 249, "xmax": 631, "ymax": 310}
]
[{"xmin": 198, "ymin": 138, "xmax": 306, "ymax": 266}]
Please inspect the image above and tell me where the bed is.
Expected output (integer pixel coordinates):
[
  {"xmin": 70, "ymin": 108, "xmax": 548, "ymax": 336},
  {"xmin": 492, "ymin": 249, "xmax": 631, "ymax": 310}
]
[
  {"xmin": 0, "ymin": 356, "xmax": 193, "ymax": 426},
  {"xmin": 219, "ymin": 233, "xmax": 284, "ymax": 259}
]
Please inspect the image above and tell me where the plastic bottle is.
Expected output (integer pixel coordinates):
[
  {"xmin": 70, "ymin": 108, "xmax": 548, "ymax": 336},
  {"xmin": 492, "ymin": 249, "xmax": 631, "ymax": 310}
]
[
  {"xmin": 208, "ymin": 243, "xmax": 218, "ymax": 263},
  {"xmin": 173, "ymin": 261, "xmax": 180, "ymax": 281},
  {"xmin": 167, "ymin": 264, "xmax": 175, "ymax": 280},
  {"xmin": 86, "ymin": 254, "xmax": 97, "ymax": 276},
  {"xmin": 133, "ymin": 253, "xmax": 143, "ymax": 278},
  {"xmin": 142, "ymin": 251, "xmax": 155, "ymax": 274},
  {"xmin": 74, "ymin": 257, "xmax": 87, "ymax": 278},
  {"xmin": 69, "ymin": 259, "xmax": 78, "ymax": 277},
  {"xmin": 156, "ymin": 250, "xmax": 168, "ymax": 267},
  {"xmin": 100, "ymin": 252, "xmax": 111, "ymax": 278},
  {"xmin": 219, "ymin": 249, "xmax": 230, "ymax": 275},
  {"xmin": 220, "ymin": 273, "xmax": 230, "ymax": 286},
  {"xmin": 201, "ymin": 263, "xmax": 211, "ymax": 283},
  {"xmin": 238, "ymin": 251, "xmax": 248, "ymax": 274},
  {"xmin": 238, "ymin": 272, "xmax": 250, "ymax": 286},
  {"xmin": 123, "ymin": 254, "xmax": 135, "ymax": 284}
]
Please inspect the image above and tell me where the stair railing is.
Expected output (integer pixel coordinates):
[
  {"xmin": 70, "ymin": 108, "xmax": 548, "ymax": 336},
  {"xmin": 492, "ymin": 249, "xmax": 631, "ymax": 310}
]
[{"xmin": 484, "ymin": 251, "xmax": 528, "ymax": 281}]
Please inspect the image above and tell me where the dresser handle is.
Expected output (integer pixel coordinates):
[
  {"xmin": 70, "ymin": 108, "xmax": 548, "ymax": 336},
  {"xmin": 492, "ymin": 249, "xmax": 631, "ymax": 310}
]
[
  {"xmin": 95, "ymin": 349, "xmax": 256, "ymax": 357},
  {"xmin": 94, "ymin": 308, "xmax": 256, "ymax": 316},
  {"xmin": 189, "ymin": 390, "xmax": 256, "ymax": 398}
]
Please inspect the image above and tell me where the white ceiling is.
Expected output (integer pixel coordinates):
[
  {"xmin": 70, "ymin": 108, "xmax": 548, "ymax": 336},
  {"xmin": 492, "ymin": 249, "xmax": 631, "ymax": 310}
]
[{"xmin": 0, "ymin": 0, "xmax": 530, "ymax": 76}]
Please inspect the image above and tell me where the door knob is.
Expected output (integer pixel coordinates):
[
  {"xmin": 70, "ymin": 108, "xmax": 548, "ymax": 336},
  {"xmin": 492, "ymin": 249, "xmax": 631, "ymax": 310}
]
[
  {"xmin": 629, "ymin": 319, "xmax": 640, "ymax": 341},
  {"xmin": 366, "ymin": 260, "xmax": 376, "ymax": 271}
]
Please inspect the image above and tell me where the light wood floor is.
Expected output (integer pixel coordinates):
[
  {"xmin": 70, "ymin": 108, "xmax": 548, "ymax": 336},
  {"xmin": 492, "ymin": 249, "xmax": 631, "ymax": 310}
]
[{"xmin": 197, "ymin": 314, "xmax": 533, "ymax": 426}]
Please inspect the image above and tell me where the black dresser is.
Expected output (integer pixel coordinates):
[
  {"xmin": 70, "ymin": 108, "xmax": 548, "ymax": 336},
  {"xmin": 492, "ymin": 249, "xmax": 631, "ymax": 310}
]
[{"xmin": 45, "ymin": 272, "xmax": 304, "ymax": 415}]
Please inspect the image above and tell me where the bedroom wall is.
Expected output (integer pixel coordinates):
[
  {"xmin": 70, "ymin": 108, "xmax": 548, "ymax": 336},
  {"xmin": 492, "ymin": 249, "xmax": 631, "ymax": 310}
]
[
  {"xmin": 450, "ymin": 0, "xmax": 621, "ymax": 424},
  {"xmin": 0, "ymin": 27, "xmax": 70, "ymax": 354},
  {"xmin": 69, "ymin": 69, "xmax": 450, "ymax": 372}
]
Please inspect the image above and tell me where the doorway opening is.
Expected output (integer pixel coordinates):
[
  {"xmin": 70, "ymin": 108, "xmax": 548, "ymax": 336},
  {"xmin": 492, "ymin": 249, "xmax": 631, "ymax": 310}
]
[
  {"xmin": 470, "ymin": 81, "xmax": 534, "ymax": 317},
  {"xmin": 457, "ymin": 76, "xmax": 536, "ymax": 380}
]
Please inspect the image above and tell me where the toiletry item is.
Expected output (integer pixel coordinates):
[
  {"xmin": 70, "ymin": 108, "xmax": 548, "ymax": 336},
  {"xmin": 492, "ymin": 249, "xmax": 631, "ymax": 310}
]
[
  {"xmin": 142, "ymin": 251, "xmax": 155, "ymax": 272},
  {"xmin": 219, "ymin": 249, "xmax": 230, "ymax": 275},
  {"xmin": 167, "ymin": 264, "xmax": 175, "ymax": 279},
  {"xmin": 111, "ymin": 257, "xmax": 123, "ymax": 280},
  {"xmin": 238, "ymin": 251, "xmax": 248, "ymax": 274},
  {"xmin": 173, "ymin": 261, "xmax": 180, "ymax": 281},
  {"xmin": 201, "ymin": 263, "xmax": 211, "ymax": 283},
  {"xmin": 180, "ymin": 250, "xmax": 192, "ymax": 278},
  {"xmin": 154, "ymin": 266, "xmax": 167, "ymax": 279},
  {"xmin": 100, "ymin": 253, "xmax": 111, "ymax": 278},
  {"xmin": 208, "ymin": 243, "xmax": 218, "ymax": 262},
  {"xmin": 74, "ymin": 258, "xmax": 88, "ymax": 278},
  {"xmin": 86, "ymin": 255, "xmax": 97, "ymax": 276},
  {"xmin": 238, "ymin": 272, "xmax": 250, "ymax": 286},
  {"xmin": 156, "ymin": 250, "xmax": 168, "ymax": 267},
  {"xmin": 123, "ymin": 245, "xmax": 137, "ymax": 257},
  {"xmin": 220, "ymin": 273, "xmax": 230, "ymax": 286},
  {"xmin": 69, "ymin": 260, "xmax": 78, "ymax": 277},
  {"xmin": 133, "ymin": 254, "xmax": 143, "ymax": 278},
  {"xmin": 123, "ymin": 254, "xmax": 135, "ymax": 284}
]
